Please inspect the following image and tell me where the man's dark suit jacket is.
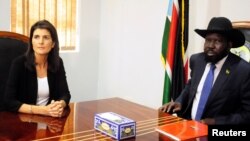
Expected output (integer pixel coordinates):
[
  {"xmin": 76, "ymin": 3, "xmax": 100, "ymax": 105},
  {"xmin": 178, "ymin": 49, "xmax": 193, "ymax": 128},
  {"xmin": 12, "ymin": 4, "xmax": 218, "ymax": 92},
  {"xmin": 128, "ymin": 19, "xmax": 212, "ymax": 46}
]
[
  {"xmin": 4, "ymin": 55, "xmax": 71, "ymax": 112},
  {"xmin": 176, "ymin": 52, "xmax": 250, "ymax": 124}
]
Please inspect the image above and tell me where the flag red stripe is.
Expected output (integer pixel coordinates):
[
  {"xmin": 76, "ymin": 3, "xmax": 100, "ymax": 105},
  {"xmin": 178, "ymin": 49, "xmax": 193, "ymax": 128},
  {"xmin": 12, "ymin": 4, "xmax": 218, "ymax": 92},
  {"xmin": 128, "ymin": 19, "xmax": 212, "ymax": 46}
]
[
  {"xmin": 184, "ymin": 59, "xmax": 189, "ymax": 82},
  {"xmin": 166, "ymin": 3, "xmax": 178, "ymax": 71}
]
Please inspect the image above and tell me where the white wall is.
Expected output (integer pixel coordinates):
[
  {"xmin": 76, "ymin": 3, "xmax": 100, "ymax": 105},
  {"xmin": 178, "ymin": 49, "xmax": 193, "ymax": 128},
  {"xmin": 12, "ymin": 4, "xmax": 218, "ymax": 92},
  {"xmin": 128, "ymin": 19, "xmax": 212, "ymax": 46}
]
[
  {"xmin": 1, "ymin": 0, "xmax": 250, "ymax": 109},
  {"xmin": 0, "ymin": 1, "xmax": 10, "ymax": 30},
  {"xmin": 97, "ymin": 0, "xmax": 167, "ymax": 108},
  {"xmin": 60, "ymin": 0, "xmax": 101, "ymax": 101}
]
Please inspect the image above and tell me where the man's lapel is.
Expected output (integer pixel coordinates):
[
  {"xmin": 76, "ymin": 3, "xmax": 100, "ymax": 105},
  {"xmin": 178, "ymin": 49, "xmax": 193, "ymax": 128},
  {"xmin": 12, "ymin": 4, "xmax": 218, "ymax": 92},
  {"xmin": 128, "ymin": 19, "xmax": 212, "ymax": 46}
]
[{"xmin": 205, "ymin": 53, "xmax": 235, "ymax": 109}]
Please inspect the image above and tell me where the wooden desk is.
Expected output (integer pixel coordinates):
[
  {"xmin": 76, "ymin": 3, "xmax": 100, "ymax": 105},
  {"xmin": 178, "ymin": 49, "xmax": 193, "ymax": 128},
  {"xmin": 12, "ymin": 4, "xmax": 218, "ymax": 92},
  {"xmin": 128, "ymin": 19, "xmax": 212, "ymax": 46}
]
[{"xmin": 0, "ymin": 97, "xmax": 207, "ymax": 141}]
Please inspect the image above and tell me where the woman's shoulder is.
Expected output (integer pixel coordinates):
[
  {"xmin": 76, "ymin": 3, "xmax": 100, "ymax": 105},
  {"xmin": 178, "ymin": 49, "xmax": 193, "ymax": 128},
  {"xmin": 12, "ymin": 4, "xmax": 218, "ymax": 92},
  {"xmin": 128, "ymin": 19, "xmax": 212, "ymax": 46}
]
[
  {"xmin": 58, "ymin": 57, "xmax": 65, "ymax": 67},
  {"xmin": 8, "ymin": 55, "xmax": 28, "ymax": 74},
  {"xmin": 12, "ymin": 55, "xmax": 26, "ymax": 64}
]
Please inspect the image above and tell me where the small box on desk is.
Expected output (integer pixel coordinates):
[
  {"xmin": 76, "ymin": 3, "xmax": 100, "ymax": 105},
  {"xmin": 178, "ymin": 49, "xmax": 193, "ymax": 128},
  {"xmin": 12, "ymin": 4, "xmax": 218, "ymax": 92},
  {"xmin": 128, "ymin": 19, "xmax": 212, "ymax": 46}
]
[{"xmin": 94, "ymin": 112, "xmax": 136, "ymax": 140}]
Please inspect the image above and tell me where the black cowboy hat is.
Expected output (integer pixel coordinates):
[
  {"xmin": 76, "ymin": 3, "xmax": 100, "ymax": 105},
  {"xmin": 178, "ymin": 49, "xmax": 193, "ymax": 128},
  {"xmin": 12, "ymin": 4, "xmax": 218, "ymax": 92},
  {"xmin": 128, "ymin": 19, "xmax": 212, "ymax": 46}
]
[{"xmin": 195, "ymin": 17, "xmax": 245, "ymax": 48}]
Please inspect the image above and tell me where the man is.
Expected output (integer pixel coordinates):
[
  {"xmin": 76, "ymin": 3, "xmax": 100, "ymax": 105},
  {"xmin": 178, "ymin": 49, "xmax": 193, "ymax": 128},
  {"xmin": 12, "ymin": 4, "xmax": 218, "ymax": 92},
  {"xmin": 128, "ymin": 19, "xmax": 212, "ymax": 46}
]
[{"xmin": 159, "ymin": 17, "xmax": 250, "ymax": 125}]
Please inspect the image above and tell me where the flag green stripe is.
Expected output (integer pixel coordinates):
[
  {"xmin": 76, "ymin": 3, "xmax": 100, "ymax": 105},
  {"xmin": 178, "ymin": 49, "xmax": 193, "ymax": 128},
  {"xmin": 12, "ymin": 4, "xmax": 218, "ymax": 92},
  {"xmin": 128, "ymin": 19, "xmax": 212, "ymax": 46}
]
[
  {"xmin": 162, "ymin": 71, "xmax": 171, "ymax": 104},
  {"xmin": 161, "ymin": 18, "xmax": 171, "ymax": 64},
  {"xmin": 161, "ymin": 1, "xmax": 173, "ymax": 105}
]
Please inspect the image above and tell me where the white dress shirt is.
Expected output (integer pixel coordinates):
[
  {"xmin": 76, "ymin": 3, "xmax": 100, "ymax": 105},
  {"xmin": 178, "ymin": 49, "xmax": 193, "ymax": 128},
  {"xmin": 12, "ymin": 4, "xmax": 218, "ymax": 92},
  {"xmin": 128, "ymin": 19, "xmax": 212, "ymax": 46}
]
[{"xmin": 191, "ymin": 56, "xmax": 227, "ymax": 120}]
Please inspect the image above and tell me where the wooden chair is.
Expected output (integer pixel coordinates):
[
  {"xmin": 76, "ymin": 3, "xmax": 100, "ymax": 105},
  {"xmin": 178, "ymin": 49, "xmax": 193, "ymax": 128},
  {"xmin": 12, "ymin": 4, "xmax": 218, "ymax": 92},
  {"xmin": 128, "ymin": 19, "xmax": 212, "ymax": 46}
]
[
  {"xmin": 0, "ymin": 31, "xmax": 29, "ymax": 111},
  {"xmin": 231, "ymin": 21, "xmax": 250, "ymax": 62}
]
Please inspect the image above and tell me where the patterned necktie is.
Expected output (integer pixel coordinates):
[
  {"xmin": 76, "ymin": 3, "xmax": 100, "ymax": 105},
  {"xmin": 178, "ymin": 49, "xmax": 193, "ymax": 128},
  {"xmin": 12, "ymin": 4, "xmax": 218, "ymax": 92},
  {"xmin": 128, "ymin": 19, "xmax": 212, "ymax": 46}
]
[{"xmin": 195, "ymin": 64, "xmax": 216, "ymax": 120}]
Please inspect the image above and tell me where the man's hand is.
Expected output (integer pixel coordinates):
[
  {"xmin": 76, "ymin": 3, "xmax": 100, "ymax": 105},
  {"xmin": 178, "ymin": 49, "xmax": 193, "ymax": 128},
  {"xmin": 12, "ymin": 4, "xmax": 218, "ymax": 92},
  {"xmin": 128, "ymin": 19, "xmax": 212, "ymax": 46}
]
[{"xmin": 158, "ymin": 102, "xmax": 182, "ymax": 114}]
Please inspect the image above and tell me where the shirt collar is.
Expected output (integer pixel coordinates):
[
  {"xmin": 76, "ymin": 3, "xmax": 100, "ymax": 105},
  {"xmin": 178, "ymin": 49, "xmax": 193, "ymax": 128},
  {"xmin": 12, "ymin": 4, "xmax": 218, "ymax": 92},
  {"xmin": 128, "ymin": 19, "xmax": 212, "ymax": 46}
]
[{"xmin": 214, "ymin": 55, "xmax": 228, "ymax": 70}]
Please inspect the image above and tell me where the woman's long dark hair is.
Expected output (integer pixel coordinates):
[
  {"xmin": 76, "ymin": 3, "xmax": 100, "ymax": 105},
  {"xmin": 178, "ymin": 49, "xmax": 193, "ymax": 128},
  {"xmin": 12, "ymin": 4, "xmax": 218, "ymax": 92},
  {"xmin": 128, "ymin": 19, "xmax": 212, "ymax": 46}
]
[{"xmin": 25, "ymin": 20, "xmax": 60, "ymax": 72}]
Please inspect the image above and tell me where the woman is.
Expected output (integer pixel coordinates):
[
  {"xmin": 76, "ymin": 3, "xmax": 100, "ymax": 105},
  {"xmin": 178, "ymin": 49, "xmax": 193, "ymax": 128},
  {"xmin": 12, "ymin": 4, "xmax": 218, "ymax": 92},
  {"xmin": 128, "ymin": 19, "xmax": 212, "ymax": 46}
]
[{"xmin": 4, "ymin": 20, "xmax": 71, "ymax": 117}]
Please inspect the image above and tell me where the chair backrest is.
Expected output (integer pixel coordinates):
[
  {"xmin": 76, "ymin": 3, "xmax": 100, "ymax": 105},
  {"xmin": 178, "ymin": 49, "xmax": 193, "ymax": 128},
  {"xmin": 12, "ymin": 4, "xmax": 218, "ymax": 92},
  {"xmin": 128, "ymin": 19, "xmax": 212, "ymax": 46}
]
[
  {"xmin": 0, "ymin": 31, "xmax": 29, "ymax": 111},
  {"xmin": 231, "ymin": 21, "xmax": 250, "ymax": 62}
]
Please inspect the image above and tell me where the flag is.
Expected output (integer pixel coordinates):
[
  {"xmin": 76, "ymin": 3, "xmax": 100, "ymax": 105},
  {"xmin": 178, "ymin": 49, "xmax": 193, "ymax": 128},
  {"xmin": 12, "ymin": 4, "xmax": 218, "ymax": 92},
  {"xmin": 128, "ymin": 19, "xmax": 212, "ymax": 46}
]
[{"xmin": 161, "ymin": 0, "xmax": 189, "ymax": 104}]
